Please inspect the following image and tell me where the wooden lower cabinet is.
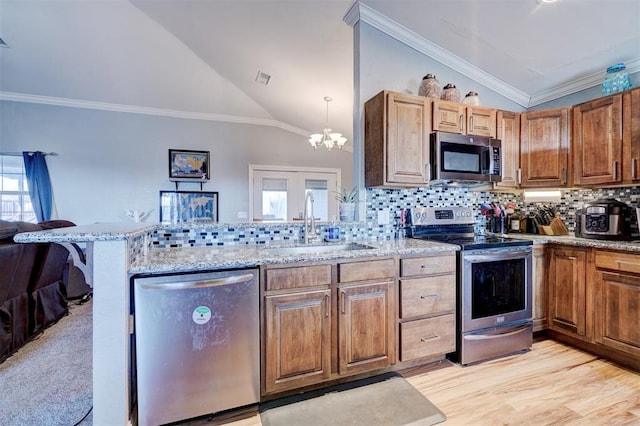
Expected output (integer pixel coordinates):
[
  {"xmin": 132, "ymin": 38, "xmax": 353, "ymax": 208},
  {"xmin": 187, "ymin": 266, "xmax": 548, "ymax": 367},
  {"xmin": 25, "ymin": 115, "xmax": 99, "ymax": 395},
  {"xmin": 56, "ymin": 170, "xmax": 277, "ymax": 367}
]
[
  {"xmin": 262, "ymin": 258, "xmax": 396, "ymax": 395},
  {"xmin": 532, "ymin": 244, "xmax": 547, "ymax": 331},
  {"xmin": 338, "ymin": 280, "xmax": 395, "ymax": 375},
  {"xmin": 263, "ymin": 290, "xmax": 331, "ymax": 394},
  {"xmin": 547, "ymin": 246, "xmax": 588, "ymax": 338},
  {"xmin": 594, "ymin": 251, "xmax": 640, "ymax": 359},
  {"xmin": 398, "ymin": 254, "xmax": 456, "ymax": 362}
]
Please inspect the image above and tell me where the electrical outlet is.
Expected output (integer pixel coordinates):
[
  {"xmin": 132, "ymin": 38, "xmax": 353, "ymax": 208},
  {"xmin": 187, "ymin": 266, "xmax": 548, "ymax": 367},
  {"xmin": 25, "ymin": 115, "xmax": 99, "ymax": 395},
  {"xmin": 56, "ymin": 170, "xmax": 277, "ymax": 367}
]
[
  {"xmin": 237, "ymin": 211, "xmax": 248, "ymax": 219},
  {"xmin": 377, "ymin": 209, "xmax": 390, "ymax": 225}
]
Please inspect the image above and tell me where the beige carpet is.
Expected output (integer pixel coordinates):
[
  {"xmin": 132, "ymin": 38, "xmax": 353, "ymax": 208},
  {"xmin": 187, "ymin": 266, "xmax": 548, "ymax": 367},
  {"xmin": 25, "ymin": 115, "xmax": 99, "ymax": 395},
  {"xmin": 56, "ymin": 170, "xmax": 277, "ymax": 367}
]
[{"xmin": 259, "ymin": 373, "xmax": 446, "ymax": 426}]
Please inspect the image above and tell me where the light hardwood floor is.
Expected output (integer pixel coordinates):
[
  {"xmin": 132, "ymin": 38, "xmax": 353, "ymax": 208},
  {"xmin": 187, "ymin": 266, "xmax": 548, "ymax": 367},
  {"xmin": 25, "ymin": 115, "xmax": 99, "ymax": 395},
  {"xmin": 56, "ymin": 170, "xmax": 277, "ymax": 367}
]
[{"xmin": 195, "ymin": 339, "xmax": 640, "ymax": 426}]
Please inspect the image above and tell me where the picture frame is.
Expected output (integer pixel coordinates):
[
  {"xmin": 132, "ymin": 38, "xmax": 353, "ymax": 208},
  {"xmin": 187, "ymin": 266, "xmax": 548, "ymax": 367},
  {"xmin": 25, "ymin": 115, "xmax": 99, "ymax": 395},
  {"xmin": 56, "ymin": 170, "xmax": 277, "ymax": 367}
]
[
  {"xmin": 159, "ymin": 191, "xmax": 219, "ymax": 223},
  {"xmin": 168, "ymin": 149, "xmax": 210, "ymax": 182}
]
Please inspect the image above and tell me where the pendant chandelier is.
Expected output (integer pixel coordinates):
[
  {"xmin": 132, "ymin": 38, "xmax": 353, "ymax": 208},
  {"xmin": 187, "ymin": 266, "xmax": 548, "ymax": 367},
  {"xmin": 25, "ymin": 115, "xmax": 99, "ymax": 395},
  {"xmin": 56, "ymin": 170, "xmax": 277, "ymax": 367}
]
[{"xmin": 309, "ymin": 96, "xmax": 347, "ymax": 151}]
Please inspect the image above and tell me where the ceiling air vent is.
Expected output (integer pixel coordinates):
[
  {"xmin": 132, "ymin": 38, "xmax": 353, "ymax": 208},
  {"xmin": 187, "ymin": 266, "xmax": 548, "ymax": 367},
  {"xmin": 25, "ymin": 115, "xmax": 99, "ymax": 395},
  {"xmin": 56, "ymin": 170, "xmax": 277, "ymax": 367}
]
[{"xmin": 255, "ymin": 70, "xmax": 271, "ymax": 85}]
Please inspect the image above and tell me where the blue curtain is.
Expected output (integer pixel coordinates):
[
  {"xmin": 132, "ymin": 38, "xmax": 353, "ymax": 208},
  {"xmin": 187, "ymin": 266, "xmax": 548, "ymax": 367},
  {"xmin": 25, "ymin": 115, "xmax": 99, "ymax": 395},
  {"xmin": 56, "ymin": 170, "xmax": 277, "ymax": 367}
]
[{"xmin": 22, "ymin": 151, "xmax": 53, "ymax": 222}]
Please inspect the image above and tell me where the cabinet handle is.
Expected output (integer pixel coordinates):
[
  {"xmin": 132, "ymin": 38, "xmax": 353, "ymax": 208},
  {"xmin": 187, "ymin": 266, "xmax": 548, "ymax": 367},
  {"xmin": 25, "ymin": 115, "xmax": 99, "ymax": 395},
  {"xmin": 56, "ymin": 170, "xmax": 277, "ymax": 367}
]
[
  {"xmin": 420, "ymin": 264, "xmax": 440, "ymax": 269},
  {"xmin": 459, "ymin": 114, "xmax": 464, "ymax": 132},
  {"xmin": 341, "ymin": 290, "xmax": 347, "ymax": 314},
  {"xmin": 517, "ymin": 168, "xmax": 522, "ymax": 185},
  {"xmin": 470, "ymin": 115, "xmax": 474, "ymax": 132},
  {"xmin": 420, "ymin": 294, "xmax": 441, "ymax": 300},
  {"xmin": 325, "ymin": 293, "xmax": 330, "ymax": 318},
  {"xmin": 616, "ymin": 260, "xmax": 640, "ymax": 267},
  {"xmin": 633, "ymin": 158, "xmax": 638, "ymax": 179},
  {"xmin": 425, "ymin": 163, "xmax": 430, "ymax": 182},
  {"xmin": 562, "ymin": 167, "xmax": 568, "ymax": 184},
  {"xmin": 420, "ymin": 333, "xmax": 440, "ymax": 342},
  {"xmin": 613, "ymin": 160, "xmax": 618, "ymax": 181}
]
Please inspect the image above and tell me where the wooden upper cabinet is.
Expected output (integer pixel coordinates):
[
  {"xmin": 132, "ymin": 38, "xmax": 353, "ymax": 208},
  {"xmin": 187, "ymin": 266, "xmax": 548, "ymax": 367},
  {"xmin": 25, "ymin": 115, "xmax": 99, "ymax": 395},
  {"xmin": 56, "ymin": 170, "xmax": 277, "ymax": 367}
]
[
  {"xmin": 520, "ymin": 107, "xmax": 570, "ymax": 188},
  {"xmin": 364, "ymin": 91, "xmax": 431, "ymax": 188},
  {"xmin": 623, "ymin": 88, "xmax": 640, "ymax": 183},
  {"xmin": 432, "ymin": 100, "xmax": 496, "ymax": 137},
  {"xmin": 495, "ymin": 110, "xmax": 521, "ymax": 188},
  {"xmin": 573, "ymin": 94, "xmax": 622, "ymax": 186}
]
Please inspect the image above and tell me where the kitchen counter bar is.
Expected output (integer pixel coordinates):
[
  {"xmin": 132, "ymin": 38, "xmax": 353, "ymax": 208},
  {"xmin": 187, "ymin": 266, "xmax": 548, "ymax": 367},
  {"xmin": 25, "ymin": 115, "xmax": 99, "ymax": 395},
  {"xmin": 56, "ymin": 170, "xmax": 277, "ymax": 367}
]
[{"xmin": 14, "ymin": 223, "xmax": 457, "ymax": 426}]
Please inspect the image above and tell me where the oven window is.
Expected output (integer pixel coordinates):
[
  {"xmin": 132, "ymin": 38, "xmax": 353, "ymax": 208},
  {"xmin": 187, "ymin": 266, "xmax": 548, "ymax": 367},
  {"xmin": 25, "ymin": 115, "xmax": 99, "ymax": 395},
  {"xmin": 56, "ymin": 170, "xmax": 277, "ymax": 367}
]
[
  {"xmin": 441, "ymin": 142, "xmax": 480, "ymax": 173},
  {"xmin": 471, "ymin": 258, "xmax": 525, "ymax": 319}
]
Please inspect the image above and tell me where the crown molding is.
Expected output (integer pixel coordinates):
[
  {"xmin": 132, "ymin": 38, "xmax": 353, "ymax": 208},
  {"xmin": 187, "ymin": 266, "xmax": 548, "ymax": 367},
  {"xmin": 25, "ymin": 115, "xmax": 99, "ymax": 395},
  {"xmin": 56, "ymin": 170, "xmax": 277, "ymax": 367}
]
[
  {"xmin": 529, "ymin": 58, "xmax": 640, "ymax": 106},
  {"xmin": 345, "ymin": 2, "xmax": 531, "ymax": 107},
  {"xmin": 0, "ymin": 91, "xmax": 354, "ymax": 153}
]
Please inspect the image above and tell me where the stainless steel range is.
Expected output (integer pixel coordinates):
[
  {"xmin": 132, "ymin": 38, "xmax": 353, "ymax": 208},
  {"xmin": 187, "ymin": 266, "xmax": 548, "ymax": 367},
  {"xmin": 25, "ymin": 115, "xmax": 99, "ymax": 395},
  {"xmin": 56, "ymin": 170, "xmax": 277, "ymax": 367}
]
[{"xmin": 407, "ymin": 207, "xmax": 533, "ymax": 365}]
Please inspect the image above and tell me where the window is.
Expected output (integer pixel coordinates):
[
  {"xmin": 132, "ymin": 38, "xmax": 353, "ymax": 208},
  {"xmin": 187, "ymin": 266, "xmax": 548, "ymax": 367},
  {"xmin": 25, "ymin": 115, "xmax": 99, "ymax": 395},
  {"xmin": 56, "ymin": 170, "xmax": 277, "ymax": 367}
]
[
  {"xmin": 0, "ymin": 155, "xmax": 36, "ymax": 222},
  {"xmin": 250, "ymin": 166, "xmax": 340, "ymax": 222}
]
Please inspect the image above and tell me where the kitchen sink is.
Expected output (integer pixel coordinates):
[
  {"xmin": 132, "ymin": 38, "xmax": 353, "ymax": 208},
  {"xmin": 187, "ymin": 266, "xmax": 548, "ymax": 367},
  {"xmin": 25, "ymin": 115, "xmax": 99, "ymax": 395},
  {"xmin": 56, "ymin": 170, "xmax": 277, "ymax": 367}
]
[{"xmin": 264, "ymin": 242, "xmax": 375, "ymax": 256}]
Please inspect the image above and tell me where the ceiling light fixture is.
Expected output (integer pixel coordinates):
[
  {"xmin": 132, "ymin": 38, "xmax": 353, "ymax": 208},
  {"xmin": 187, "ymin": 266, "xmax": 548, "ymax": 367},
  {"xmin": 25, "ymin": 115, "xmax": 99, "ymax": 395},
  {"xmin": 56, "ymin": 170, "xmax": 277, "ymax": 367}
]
[{"xmin": 309, "ymin": 96, "xmax": 347, "ymax": 151}]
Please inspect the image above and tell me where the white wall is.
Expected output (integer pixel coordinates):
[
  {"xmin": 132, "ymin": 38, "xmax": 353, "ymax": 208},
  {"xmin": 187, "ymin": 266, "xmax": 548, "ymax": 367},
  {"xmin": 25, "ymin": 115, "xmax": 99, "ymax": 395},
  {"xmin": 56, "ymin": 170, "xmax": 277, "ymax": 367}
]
[{"xmin": 0, "ymin": 101, "xmax": 353, "ymax": 225}]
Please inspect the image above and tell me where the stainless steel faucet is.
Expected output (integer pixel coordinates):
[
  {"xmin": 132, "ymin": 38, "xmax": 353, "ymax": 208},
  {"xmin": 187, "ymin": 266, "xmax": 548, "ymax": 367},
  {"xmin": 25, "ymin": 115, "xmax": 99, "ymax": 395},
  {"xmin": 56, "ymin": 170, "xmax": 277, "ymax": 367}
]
[{"xmin": 303, "ymin": 191, "xmax": 318, "ymax": 244}]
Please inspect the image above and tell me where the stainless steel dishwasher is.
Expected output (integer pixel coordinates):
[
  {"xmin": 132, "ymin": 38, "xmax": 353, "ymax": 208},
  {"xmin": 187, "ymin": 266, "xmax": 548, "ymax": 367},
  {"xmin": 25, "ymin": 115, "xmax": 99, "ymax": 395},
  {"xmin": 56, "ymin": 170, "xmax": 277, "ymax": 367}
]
[{"xmin": 133, "ymin": 269, "xmax": 259, "ymax": 426}]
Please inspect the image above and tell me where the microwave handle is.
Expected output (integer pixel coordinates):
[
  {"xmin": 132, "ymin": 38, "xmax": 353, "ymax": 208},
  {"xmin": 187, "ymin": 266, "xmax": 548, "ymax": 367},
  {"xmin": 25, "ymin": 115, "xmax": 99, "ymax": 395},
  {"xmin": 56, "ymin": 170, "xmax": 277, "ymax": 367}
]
[{"xmin": 482, "ymin": 146, "xmax": 494, "ymax": 175}]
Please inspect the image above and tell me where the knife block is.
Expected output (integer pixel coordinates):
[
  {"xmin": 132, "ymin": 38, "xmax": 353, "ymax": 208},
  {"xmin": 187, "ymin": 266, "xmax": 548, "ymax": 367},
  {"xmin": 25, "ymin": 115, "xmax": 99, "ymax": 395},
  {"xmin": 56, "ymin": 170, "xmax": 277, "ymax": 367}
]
[{"xmin": 538, "ymin": 216, "xmax": 569, "ymax": 236}]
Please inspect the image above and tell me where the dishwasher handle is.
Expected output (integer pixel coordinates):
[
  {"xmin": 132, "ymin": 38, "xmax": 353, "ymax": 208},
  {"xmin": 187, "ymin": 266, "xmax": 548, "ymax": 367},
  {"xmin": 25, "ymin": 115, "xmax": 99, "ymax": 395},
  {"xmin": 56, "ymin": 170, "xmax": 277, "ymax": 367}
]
[{"xmin": 139, "ymin": 273, "xmax": 255, "ymax": 290}]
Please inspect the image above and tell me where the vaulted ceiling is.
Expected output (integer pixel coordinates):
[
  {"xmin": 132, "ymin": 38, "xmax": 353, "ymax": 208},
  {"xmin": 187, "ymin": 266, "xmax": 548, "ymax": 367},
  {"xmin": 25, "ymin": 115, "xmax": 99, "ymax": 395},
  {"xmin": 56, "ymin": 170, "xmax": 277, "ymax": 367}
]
[{"xmin": 1, "ymin": 0, "xmax": 638, "ymax": 150}]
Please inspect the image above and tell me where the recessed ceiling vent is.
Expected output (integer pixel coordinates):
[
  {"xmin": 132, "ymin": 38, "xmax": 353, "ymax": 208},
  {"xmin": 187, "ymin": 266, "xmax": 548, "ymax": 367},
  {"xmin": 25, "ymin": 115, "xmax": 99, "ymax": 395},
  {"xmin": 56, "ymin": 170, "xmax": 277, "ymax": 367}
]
[
  {"xmin": 0, "ymin": 37, "xmax": 8, "ymax": 48},
  {"xmin": 255, "ymin": 70, "xmax": 271, "ymax": 85}
]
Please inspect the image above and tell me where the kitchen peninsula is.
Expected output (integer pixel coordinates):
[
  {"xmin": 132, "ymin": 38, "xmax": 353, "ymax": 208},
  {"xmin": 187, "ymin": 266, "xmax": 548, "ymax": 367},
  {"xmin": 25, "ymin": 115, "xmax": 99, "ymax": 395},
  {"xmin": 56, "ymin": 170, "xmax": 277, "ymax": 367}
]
[{"xmin": 14, "ymin": 221, "xmax": 457, "ymax": 426}]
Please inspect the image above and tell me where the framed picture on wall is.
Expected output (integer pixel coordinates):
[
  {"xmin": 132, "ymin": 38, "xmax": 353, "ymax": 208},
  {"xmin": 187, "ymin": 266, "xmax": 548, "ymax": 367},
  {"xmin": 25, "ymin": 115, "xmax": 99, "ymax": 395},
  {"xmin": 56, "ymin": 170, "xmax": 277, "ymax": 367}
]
[
  {"xmin": 159, "ymin": 191, "xmax": 219, "ymax": 223},
  {"xmin": 168, "ymin": 149, "xmax": 210, "ymax": 182}
]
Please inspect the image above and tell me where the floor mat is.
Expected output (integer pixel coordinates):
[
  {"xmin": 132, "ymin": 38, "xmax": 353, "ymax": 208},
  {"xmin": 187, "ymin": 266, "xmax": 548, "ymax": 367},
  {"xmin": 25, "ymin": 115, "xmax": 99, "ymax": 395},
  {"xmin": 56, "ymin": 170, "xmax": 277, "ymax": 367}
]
[{"xmin": 259, "ymin": 372, "xmax": 446, "ymax": 426}]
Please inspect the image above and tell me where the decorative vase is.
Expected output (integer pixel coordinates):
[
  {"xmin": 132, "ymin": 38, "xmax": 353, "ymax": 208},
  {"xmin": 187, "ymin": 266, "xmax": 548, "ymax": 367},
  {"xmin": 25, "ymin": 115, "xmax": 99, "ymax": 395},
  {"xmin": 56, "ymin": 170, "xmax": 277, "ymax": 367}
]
[
  {"xmin": 339, "ymin": 202, "xmax": 356, "ymax": 221},
  {"xmin": 602, "ymin": 63, "xmax": 632, "ymax": 95},
  {"xmin": 462, "ymin": 91, "xmax": 481, "ymax": 106},
  {"xmin": 418, "ymin": 74, "xmax": 441, "ymax": 98},
  {"xmin": 440, "ymin": 83, "xmax": 461, "ymax": 102}
]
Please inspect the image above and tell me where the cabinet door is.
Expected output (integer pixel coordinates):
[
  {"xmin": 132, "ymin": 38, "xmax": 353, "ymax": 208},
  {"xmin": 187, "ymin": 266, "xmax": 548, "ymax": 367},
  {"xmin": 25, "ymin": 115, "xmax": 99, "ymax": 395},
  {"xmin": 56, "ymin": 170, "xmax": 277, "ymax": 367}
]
[
  {"xmin": 573, "ymin": 95, "xmax": 622, "ymax": 186},
  {"xmin": 520, "ymin": 108, "xmax": 570, "ymax": 187},
  {"xmin": 264, "ymin": 290, "xmax": 331, "ymax": 393},
  {"xmin": 532, "ymin": 245, "xmax": 547, "ymax": 332},
  {"xmin": 495, "ymin": 110, "xmax": 521, "ymax": 188},
  {"xmin": 433, "ymin": 100, "xmax": 465, "ymax": 134},
  {"xmin": 548, "ymin": 246, "xmax": 587, "ymax": 337},
  {"xmin": 623, "ymin": 88, "xmax": 640, "ymax": 183},
  {"xmin": 338, "ymin": 281, "xmax": 395, "ymax": 375},
  {"xmin": 466, "ymin": 106, "xmax": 497, "ymax": 137},
  {"xmin": 386, "ymin": 92, "xmax": 431, "ymax": 185},
  {"xmin": 594, "ymin": 271, "xmax": 640, "ymax": 358}
]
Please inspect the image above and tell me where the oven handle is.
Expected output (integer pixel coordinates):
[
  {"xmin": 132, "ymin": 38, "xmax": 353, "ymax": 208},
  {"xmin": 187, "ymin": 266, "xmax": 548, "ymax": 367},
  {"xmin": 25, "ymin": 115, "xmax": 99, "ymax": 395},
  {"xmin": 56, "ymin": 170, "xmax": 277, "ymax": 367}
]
[
  {"xmin": 463, "ymin": 323, "xmax": 531, "ymax": 340},
  {"xmin": 463, "ymin": 248, "xmax": 531, "ymax": 263}
]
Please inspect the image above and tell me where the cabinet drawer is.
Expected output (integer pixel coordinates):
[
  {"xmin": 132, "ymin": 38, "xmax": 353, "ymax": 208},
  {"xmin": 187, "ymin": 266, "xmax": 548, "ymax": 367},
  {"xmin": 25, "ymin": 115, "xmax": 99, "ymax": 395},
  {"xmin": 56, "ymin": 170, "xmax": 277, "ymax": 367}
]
[
  {"xmin": 400, "ymin": 276, "xmax": 455, "ymax": 319},
  {"xmin": 401, "ymin": 254, "xmax": 456, "ymax": 277},
  {"xmin": 400, "ymin": 314, "xmax": 455, "ymax": 362},
  {"xmin": 595, "ymin": 251, "xmax": 640, "ymax": 274},
  {"xmin": 265, "ymin": 264, "xmax": 332, "ymax": 291},
  {"xmin": 338, "ymin": 258, "xmax": 395, "ymax": 283}
]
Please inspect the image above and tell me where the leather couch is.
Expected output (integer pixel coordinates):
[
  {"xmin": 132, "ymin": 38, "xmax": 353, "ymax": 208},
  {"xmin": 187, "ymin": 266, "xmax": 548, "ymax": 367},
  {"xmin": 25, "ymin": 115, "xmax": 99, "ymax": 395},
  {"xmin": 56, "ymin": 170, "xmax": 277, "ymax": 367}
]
[{"xmin": 0, "ymin": 219, "xmax": 75, "ymax": 361}]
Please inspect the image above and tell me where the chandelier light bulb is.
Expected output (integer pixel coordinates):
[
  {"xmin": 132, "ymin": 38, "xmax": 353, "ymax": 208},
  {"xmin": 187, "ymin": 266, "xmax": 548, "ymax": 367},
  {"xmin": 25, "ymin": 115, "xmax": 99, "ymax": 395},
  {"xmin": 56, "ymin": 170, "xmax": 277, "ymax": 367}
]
[{"xmin": 308, "ymin": 96, "xmax": 347, "ymax": 151}]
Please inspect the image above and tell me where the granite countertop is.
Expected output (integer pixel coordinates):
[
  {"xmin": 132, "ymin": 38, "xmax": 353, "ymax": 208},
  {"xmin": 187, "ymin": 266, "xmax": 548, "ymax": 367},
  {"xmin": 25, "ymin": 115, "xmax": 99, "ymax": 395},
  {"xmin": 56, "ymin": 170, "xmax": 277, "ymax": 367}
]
[
  {"xmin": 498, "ymin": 232, "xmax": 640, "ymax": 252},
  {"xmin": 13, "ymin": 222, "xmax": 157, "ymax": 243},
  {"xmin": 129, "ymin": 238, "xmax": 459, "ymax": 275}
]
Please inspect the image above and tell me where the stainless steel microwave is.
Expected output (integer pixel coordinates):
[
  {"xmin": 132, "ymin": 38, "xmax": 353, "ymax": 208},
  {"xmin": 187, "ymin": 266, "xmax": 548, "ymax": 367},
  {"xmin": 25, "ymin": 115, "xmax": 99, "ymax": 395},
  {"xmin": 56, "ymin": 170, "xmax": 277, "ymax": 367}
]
[{"xmin": 430, "ymin": 131, "xmax": 502, "ymax": 184}]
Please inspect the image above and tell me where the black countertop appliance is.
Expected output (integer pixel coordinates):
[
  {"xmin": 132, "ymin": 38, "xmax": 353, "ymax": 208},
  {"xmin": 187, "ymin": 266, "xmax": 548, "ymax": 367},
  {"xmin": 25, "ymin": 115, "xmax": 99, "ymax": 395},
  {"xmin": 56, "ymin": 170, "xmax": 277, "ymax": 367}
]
[{"xmin": 575, "ymin": 198, "xmax": 634, "ymax": 240}]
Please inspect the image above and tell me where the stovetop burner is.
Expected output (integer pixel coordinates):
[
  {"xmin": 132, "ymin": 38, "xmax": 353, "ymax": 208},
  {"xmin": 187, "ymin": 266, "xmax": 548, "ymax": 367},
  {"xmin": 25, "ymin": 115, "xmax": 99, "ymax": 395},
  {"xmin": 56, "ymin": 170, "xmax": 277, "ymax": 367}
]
[
  {"xmin": 412, "ymin": 234, "xmax": 532, "ymax": 250},
  {"xmin": 407, "ymin": 206, "xmax": 532, "ymax": 250}
]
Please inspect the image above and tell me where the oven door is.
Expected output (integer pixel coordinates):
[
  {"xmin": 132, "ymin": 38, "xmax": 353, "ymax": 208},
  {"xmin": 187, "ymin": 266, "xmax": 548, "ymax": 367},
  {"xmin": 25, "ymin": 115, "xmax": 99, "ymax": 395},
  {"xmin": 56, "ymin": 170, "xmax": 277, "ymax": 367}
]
[{"xmin": 460, "ymin": 247, "xmax": 532, "ymax": 333}]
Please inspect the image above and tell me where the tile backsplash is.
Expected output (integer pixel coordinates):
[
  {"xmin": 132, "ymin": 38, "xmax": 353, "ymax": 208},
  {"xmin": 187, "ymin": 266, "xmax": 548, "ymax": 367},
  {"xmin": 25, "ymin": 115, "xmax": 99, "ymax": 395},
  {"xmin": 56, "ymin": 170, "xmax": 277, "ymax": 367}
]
[{"xmin": 151, "ymin": 185, "xmax": 640, "ymax": 248}]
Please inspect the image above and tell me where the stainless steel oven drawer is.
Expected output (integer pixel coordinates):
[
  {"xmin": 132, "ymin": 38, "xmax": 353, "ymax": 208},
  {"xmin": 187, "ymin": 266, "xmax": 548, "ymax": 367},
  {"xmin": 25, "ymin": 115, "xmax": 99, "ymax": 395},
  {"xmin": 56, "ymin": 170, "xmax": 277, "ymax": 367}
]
[{"xmin": 460, "ymin": 321, "xmax": 532, "ymax": 366}]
